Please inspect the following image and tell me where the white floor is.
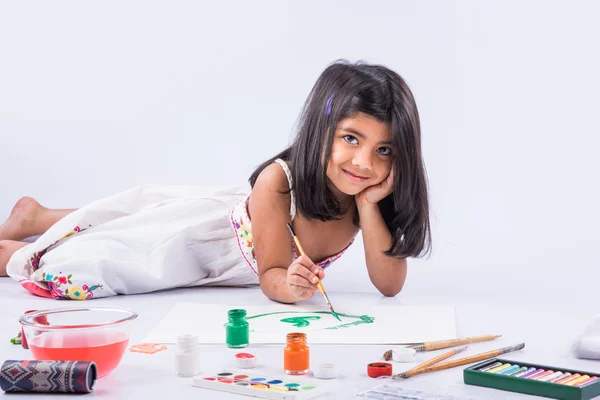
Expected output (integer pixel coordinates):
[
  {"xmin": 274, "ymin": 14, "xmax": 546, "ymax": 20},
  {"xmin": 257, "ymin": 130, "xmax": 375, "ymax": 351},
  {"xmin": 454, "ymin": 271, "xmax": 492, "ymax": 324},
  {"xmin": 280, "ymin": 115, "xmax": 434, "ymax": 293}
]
[{"xmin": 1, "ymin": 278, "xmax": 599, "ymax": 399}]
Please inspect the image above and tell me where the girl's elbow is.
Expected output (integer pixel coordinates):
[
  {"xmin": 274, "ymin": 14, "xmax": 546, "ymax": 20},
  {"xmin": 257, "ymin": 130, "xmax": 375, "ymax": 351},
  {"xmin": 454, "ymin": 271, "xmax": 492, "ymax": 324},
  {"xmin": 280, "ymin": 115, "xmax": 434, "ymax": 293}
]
[
  {"xmin": 378, "ymin": 281, "xmax": 405, "ymax": 297},
  {"xmin": 380, "ymin": 288, "xmax": 402, "ymax": 297}
]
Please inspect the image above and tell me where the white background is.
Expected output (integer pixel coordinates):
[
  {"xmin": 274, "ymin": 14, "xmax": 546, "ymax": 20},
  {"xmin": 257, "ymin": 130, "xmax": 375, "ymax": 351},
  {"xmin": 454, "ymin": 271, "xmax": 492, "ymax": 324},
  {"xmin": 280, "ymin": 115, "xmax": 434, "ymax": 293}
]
[{"xmin": 1, "ymin": 1, "xmax": 599, "ymax": 303}]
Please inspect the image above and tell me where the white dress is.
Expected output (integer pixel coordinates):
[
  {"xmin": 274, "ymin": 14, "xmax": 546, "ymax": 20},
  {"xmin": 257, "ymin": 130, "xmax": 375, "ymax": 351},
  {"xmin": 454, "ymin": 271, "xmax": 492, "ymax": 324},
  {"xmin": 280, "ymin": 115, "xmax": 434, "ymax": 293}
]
[{"xmin": 6, "ymin": 160, "xmax": 354, "ymax": 300}]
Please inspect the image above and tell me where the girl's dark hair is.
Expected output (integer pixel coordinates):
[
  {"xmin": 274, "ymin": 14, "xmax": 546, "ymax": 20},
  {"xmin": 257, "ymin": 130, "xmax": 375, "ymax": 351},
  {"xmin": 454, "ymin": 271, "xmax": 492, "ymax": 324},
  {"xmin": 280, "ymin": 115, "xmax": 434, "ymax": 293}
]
[{"xmin": 249, "ymin": 60, "xmax": 431, "ymax": 258}]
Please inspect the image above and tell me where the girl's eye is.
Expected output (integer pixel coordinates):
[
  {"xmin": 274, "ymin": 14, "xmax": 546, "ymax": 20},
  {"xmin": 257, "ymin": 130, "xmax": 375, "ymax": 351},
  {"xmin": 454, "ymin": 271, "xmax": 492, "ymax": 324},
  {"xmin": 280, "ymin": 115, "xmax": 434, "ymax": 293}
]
[
  {"xmin": 377, "ymin": 147, "xmax": 392, "ymax": 156},
  {"xmin": 343, "ymin": 135, "xmax": 358, "ymax": 144}
]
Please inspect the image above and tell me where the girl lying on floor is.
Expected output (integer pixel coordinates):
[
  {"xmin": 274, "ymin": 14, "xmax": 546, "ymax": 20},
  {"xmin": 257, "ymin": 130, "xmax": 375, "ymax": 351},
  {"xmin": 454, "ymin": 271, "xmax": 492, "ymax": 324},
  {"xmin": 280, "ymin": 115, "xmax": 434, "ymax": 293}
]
[{"xmin": 0, "ymin": 60, "xmax": 431, "ymax": 301}]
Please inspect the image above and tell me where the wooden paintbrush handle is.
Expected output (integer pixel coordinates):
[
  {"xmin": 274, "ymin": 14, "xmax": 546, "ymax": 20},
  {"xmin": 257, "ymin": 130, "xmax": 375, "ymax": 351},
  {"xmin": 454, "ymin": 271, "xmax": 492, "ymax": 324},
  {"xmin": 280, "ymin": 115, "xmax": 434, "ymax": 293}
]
[
  {"xmin": 406, "ymin": 350, "xmax": 501, "ymax": 377},
  {"xmin": 403, "ymin": 343, "xmax": 524, "ymax": 378},
  {"xmin": 293, "ymin": 237, "xmax": 307, "ymax": 256},
  {"xmin": 424, "ymin": 335, "xmax": 501, "ymax": 351},
  {"xmin": 425, "ymin": 338, "xmax": 469, "ymax": 351},
  {"xmin": 407, "ymin": 347, "xmax": 464, "ymax": 373},
  {"xmin": 316, "ymin": 280, "xmax": 324, "ymax": 292}
]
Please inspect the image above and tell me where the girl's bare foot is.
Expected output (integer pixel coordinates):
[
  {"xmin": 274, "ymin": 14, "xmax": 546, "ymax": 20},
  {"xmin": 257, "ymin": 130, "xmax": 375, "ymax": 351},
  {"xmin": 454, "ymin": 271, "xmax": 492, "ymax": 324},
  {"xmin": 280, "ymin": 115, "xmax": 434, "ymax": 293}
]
[
  {"xmin": 0, "ymin": 240, "xmax": 28, "ymax": 277},
  {"xmin": 0, "ymin": 197, "xmax": 44, "ymax": 241},
  {"xmin": 0, "ymin": 197, "xmax": 76, "ymax": 241}
]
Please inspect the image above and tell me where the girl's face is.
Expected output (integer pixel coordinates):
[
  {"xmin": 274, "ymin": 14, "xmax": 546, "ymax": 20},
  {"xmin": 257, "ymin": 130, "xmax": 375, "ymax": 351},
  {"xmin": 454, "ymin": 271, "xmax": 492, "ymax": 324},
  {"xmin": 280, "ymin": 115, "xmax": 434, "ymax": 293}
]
[{"xmin": 326, "ymin": 113, "xmax": 393, "ymax": 198}]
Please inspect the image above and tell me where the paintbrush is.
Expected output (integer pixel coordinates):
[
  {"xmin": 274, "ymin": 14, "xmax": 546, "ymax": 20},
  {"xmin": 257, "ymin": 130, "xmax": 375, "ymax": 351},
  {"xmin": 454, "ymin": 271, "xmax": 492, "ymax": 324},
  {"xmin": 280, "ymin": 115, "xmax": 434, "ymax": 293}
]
[
  {"xmin": 402, "ymin": 346, "xmax": 468, "ymax": 375},
  {"xmin": 383, "ymin": 334, "xmax": 502, "ymax": 361},
  {"xmin": 286, "ymin": 223, "xmax": 341, "ymax": 321},
  {"xmin": 393, "ymin": 342, "xmax": 525, "ymax": 379}
]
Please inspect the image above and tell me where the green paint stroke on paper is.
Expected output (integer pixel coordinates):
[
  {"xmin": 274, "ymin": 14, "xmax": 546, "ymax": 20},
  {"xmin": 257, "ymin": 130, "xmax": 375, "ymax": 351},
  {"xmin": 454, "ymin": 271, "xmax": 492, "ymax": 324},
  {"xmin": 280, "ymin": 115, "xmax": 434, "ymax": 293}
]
[
  {"xmin": 280, "ymin": 316, "xmax": 321, "ymax": 327},
  {"xmin": 246, "ymin": 311, "xmax": 374, "ymax": 329},
  {"xmin": 324, "ymin": 314, "xmax": 374, "ymax": 330}
]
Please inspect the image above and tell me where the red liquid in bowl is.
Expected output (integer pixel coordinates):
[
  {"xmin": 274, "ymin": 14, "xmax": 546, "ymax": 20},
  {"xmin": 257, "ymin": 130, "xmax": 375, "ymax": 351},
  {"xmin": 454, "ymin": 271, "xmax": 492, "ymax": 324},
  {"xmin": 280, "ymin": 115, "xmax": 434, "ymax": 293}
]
[{"xmin": 28, "ymin": 331, "xmax": 129, "ymax": 378}]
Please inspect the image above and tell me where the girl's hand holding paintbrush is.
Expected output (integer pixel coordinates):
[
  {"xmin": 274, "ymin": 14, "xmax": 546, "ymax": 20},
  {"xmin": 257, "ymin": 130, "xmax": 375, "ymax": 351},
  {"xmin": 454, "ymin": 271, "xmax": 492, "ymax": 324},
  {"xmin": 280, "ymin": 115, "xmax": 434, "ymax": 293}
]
[
  {"xmin": 287, "ymin": 224, "xmax": 341, "ymax": 320},
  {"xmin": 286, "ymin": 255, "xmax": 325, "ymax": 300}
]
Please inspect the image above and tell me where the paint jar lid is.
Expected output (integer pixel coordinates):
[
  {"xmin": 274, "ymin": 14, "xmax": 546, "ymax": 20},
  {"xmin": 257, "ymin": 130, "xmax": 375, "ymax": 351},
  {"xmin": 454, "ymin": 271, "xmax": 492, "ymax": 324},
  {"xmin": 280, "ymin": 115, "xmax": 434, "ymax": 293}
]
[
  {"xmin": 367, "ymin": 362, "xmax": 392, "ymax": 378},
  {"xmin": 314, "ymin": 363, "xmax": 337, "ymax": 379},
  {"xmin": 235, "ymin": 352, "xmax": 257, "ymax": 368},
  {"xmin": 177, "ymin": 334, "xmax": 199, "ymax": 352},
  {"xmin": 392, "ymin": 347, "xmax": 416, "ymax": 362}
]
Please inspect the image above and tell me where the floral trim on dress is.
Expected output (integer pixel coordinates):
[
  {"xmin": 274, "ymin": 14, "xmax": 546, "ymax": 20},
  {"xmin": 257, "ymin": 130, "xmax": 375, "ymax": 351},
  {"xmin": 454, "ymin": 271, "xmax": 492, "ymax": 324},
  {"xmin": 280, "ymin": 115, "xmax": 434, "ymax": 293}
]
[
  {"xmin": 25, "ymin": 224, "xmax": 103, "ymax": 300},
  {"xmin": 42, "ymin": 272, "xmax": 103, "ymax": 300},
  {"xmin": 230, "ymin": 195, "xmax": 258, "ymax": 275}
]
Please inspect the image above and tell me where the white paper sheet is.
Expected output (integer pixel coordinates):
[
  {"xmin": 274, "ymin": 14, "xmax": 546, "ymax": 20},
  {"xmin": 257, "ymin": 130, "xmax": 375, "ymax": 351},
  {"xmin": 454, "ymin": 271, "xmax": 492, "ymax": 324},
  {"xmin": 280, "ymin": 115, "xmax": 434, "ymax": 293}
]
[{"xmin": 143, "ymin": 302, "xmax": 456, "ymax": 345}]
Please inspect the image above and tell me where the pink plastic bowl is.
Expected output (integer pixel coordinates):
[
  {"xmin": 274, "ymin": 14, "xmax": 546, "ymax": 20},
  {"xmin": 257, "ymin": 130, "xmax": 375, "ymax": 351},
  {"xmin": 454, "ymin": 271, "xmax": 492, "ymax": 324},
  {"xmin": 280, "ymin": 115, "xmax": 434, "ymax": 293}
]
[{"xmin": 19, "ymin": 307, "xmax": 138, "ymax": 378}]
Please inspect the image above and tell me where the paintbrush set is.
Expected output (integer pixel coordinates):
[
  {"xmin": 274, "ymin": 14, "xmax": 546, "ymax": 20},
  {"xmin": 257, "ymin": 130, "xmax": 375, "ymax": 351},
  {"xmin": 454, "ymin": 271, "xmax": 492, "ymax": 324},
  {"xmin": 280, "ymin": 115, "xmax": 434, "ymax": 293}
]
[{"xmin": 393, "ymin": 343, "xmax": 525, "ymax": 379}]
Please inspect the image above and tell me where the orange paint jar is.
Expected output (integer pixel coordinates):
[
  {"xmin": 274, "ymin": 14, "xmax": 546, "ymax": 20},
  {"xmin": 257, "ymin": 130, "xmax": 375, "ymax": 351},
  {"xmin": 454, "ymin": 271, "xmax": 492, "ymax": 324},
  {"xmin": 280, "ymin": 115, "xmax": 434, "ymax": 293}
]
[{"xmin": 283, "ymin": 332, "xmax": 309, "ymax": 375}]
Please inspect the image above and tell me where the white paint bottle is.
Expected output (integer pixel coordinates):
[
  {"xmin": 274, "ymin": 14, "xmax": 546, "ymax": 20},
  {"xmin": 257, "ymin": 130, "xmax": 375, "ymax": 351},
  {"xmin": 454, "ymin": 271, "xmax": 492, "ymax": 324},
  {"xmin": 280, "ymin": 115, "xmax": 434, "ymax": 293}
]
[{"xmin": 175, "ymin": 333, "xmax": 200, "ymax": 377}]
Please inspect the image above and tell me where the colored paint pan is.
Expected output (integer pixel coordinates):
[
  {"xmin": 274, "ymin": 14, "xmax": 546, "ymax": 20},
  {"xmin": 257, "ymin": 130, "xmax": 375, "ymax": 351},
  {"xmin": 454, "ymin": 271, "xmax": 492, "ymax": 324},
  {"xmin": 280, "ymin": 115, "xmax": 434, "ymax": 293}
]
[{"xmin": 192, "ymin": 369, "xmax": 325, "ymax": 399}]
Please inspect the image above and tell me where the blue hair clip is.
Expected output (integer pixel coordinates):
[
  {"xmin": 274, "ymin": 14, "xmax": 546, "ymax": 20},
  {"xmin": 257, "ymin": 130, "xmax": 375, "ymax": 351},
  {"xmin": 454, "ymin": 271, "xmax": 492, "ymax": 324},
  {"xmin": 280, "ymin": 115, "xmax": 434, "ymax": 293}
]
[{"xmin": 325, "ymin": 93, "xmax": 335, "ymax": 116}]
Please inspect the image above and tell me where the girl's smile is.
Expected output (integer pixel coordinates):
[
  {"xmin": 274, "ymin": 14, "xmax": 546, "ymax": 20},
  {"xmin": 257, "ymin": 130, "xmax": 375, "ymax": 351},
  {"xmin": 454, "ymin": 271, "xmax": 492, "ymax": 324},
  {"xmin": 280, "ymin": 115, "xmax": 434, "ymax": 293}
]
[{"xmin": 342, "ymin": 169, "xmax": 369, "ymax": 183}]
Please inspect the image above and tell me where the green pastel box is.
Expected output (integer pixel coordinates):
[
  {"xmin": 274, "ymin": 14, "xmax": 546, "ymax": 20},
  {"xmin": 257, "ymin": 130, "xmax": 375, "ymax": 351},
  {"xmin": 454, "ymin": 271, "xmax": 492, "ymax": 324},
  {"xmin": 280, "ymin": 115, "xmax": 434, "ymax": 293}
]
[{"xmin": 464, "ymin": 358, "xmax": 600, "ymax": 400}]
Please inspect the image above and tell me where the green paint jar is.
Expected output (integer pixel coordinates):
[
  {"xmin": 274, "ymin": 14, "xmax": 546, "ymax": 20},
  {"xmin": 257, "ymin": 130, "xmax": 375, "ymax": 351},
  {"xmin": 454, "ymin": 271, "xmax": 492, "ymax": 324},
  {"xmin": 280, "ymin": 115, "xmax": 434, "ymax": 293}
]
[{"xmin": 226, "ymin": 309, "xmax": 249, "ymax": 348}]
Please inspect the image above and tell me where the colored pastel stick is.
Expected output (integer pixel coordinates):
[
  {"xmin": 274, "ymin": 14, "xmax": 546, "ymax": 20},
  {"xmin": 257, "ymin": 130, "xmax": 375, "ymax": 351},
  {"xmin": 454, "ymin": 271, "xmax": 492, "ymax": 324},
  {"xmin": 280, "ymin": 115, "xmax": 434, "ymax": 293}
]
[
  {"xmin": 556, "ymin": 373, "xmax": 581, "ymax": 385},
  {"xmin": 531, "ymin": 370, "xmax": 554, "ymax": 380},
  {"xmin": 479, "ymin": 361, "xmax": 503, "ymax": 372},
  {"xmin": 488, "ymin": 363, "xmax": 512, "ymax": 373},
  {"xmin": 577, "ymin": 376, "xmax": 599, "ymax": 387},
  {"xmin": 506, "ymin": 366, "xmax": 528, "ymax": 376},
  {"xmin": 499, "ymin": 365, "xmax": 521, "ymax": 375},
  {"xmin": 515, "ymin": 367, "xmax": 537, "ymax": 378},
  {"xmin": 537, "ymin": 371, "xmax": 563, "ymax": 382},
  {"xmin": 522, "ymin": 369, "xmax": 545, "ymax": 379},
  {"xmin": 574, "ymin": 376, "xmax": 595, "ymax": 387},
  {"xmin": 549, "ymin": 372, "xmax": 571, "ymax": 383},
  {"xmin": 566, "ymin": 375, "xmax": 590, "ymax": 386}
]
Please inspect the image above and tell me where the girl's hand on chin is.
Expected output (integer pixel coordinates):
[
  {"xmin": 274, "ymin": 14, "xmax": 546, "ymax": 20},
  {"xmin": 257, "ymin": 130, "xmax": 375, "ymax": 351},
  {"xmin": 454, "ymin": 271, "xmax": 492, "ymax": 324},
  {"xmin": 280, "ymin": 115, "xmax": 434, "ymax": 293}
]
[{"xmin": 355, "ymin": 165, "xmax": 394, "ymax": 207}]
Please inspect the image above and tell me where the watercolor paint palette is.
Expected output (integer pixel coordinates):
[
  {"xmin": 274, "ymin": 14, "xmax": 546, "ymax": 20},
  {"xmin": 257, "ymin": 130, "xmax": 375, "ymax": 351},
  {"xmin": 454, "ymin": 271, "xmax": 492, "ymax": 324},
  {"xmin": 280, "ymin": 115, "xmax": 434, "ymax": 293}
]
[
  {"xmin": 464, "ymin": 358, "xmax": 600, "ymax": 400},
  {"xmin": 191, "ymin": 370, "xmax": 326, "ymax": 399}
]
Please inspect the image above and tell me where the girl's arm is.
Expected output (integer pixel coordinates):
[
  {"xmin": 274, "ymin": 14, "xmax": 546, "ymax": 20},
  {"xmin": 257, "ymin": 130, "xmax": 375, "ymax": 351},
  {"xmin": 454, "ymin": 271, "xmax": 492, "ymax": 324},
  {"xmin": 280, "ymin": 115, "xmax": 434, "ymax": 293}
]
[
  {"xmin": 248, "ymin": 163, "xmax": 324, "ymax": 304},
  {"xmin": 357, "ymin": 201, "xmax": 407, "ymax": 297},
  {"xmin": 355, "ymin": 166, "xmax": 407, "ymax": 297}
]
